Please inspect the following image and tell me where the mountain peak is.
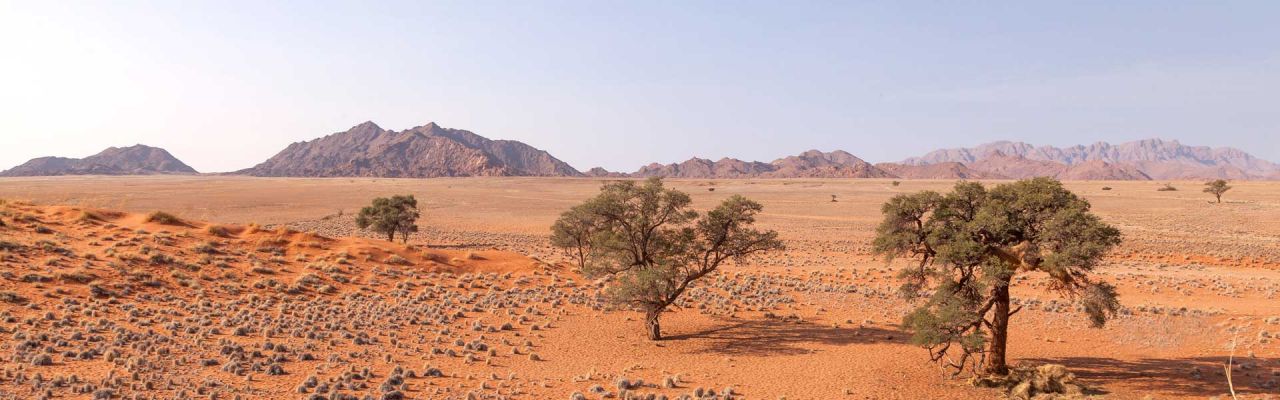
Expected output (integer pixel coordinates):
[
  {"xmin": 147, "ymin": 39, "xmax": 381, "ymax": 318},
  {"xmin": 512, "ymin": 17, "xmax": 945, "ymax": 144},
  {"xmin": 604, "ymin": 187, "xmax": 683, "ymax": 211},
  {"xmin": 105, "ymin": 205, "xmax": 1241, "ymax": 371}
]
[
  {"xmin": 237, "ymin": 121, "xmax": 581, "ymax": 178},
  {"xmin": 1, "ymin": 145, "xmax": 196, "ymax": 177}
]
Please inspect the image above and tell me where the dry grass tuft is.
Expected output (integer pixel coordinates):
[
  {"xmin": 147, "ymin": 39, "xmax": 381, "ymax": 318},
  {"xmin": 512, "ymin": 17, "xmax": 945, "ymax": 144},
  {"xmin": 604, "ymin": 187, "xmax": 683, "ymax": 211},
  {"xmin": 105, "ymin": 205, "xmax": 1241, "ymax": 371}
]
[{"xmin": 146, "ymin": 211, "xmax": 185, "ymax": 225}]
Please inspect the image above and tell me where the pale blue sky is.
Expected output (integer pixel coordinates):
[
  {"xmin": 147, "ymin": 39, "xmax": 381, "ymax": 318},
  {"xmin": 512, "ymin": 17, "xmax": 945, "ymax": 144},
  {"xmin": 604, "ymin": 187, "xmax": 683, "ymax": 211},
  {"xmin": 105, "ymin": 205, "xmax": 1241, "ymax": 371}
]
[{"xmin": 1, "ymin": 1, "xmax": 1277, "ymax": 173}]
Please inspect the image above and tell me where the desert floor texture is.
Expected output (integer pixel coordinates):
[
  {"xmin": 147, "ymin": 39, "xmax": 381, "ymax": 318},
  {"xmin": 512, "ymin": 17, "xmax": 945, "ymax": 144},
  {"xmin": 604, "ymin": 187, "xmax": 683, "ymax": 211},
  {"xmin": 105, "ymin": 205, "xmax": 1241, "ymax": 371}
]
[{"xmin": 0, "ymin": 176, "xmax": 1278, "ymax": 400}]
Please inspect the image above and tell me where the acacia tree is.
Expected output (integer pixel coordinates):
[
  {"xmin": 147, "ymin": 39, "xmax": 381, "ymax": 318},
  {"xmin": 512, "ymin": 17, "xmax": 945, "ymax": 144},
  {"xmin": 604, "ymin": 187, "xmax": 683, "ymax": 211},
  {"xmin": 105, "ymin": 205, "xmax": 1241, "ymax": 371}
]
[
  {"xmin": 1203, "ymin": 179, "xmax": 1232, "ymax": 203},
  {"xmin": 551, "ymin": 178, "xmax": 783, "ymax": 340},
  {"xmin": 356, "ymin": 194, "xmax": 420, "ymax": 243},
  {"xmin": 550, "ymin": 205, "xmax": 600, "ymax": 269},
  {"xmin": 873, "ymin": 178, "xmax": 1121, "ymax": 376}
]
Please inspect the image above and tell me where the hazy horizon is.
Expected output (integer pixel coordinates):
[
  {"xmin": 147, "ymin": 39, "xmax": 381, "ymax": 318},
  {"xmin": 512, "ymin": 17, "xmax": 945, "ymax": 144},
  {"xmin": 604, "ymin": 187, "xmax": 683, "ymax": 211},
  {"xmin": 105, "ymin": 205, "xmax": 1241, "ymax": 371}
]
[{"xmin": 2, "ymin": 1, "xmax": 1277, "ymax": 173}]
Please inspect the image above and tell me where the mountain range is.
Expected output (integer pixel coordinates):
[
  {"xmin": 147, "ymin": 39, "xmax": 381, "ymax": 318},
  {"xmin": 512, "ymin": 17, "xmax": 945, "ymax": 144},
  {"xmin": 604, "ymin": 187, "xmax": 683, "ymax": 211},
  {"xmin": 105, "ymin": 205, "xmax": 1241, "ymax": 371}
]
[
  {"xmin": 901, "ymin": 139, "xmax": 1279, "ymax": 180},
  {"xmin": 0, "ymin": 145, "xmax": 196, "ymax": 177},
  {"xmin": 2, "ymin": 122, "xmax": 1276, "ymax": 180},
  {"xmin": 619, "ymin": 150, "xmax": 895, "ymax": 179}
]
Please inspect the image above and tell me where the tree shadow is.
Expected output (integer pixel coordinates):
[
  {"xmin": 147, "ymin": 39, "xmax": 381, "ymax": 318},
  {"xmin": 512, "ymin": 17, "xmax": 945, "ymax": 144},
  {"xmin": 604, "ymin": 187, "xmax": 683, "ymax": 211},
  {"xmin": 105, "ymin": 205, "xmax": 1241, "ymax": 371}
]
[
  {"xmin": 1023, "ymin": 356, "xmax": 1277, "ymax": 397},
  {"xmin": 662, "ymin": 317, "xmax": 903, "ymax": 356}
]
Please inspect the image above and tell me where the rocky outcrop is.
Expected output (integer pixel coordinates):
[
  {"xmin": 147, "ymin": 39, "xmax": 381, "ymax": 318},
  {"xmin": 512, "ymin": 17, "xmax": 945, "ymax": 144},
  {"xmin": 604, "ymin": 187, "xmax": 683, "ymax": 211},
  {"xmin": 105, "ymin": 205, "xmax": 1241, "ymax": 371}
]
[
  {"xmin": 237, "ymin": 122, "xmax": 581, "ymax": 178},
  {"xmin": 1, "ymin": 145, "xmax": 196, "ymax": 176}
]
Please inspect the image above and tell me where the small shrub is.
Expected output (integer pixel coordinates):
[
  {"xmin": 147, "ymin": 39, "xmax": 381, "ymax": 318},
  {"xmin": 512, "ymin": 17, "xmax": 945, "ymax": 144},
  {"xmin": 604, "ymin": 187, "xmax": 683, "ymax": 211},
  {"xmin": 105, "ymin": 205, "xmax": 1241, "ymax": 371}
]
[
  {"xmin": 146, "ymin": 211, "xmax": 184, "ymax": 225},
  {"xmin": 149, "ymin": 253, "xmax": 175, "ymax": 265},
  {"xmin": 193, "ymin": 241, "xmax": 218, "ymax": 254},
  {"xmin": 892, "ymin": 181, "xmax": 901, "ymax": 186},
  {"xmin": 56, "ymin": 270, "xmax": 97, "ymax": 284},
  {"xmin": 206, "ymin": 225, "xmax": 232, "ymax": 237},
  {"xmin": 77, "ymin": 211, "xmax": 103, "ymax": 223},
  {"xmin": 1101, "ymin": 186, "xmax": 1112, "ymax": 191},
  {"xmin": 0, "ymin": 291, "xmax": 28, "ymax": 304},
  {"xmin": 31, "ymin": 354, "xmax": 53, "ymax": 366},
  {"xmin": 1157, "ymin": 183, "xmax": 1178, "ymax": 192}
]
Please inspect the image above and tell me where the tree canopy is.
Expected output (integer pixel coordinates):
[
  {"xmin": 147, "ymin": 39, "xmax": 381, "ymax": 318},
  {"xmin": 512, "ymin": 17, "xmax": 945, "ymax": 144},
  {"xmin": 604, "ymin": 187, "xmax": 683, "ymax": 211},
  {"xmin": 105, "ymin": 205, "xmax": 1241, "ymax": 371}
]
[
  {"xmin": 356, "ymin": 194, "xmax": 420, "ymax": 243},
  {"xmin": 550, "ymin": 178, "xmax": 783, "ymax": 340},
  {"xmin": 1203, "ymin": 179, "xmax": 1232, "ymax": 203},
  {"xmin": 873, "ymin": 178, "xmax": 1121, "ymax": 375}
]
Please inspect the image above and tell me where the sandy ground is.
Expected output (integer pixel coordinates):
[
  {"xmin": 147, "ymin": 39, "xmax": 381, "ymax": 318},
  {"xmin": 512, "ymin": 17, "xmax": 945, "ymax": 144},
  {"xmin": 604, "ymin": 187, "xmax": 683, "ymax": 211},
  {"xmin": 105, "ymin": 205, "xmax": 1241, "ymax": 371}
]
[{"xmin": 1, "ymin": 176, "xmax": 1278, "ymax": 399}]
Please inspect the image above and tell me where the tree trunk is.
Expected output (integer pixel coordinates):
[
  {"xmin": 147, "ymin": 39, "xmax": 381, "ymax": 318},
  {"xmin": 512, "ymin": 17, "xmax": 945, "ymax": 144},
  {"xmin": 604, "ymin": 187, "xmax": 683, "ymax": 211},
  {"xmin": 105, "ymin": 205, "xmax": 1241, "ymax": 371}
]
[
  {"xmin": 386, "ymin": 231, "xmax": 395, "ymax": 242},
  {"xmin": 984, "ymin": 282, "xmax": 1011, "ymax": 376},
  {"xmin": 1217, "ymin": 194, "xmax": 1222, "ymax": 203},
  {"xmin": 645, "ymin": 307, "xmax": 662, "ymax": 341}
]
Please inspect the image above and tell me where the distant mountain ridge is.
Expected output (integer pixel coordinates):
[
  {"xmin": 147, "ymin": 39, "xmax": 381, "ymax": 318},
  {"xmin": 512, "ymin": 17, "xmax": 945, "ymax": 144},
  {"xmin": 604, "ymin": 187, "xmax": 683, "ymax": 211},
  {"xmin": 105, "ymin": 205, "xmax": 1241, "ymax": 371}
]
[
  {"xmin": 624, "ymin": 150, "xmax": 894, "ymax": 179},
  {"xmin": 237, "ymin": 121, "xmax": 581, "ymax": 178},
  {"xmin": 901, "ymin": 138, "xmax": 1278, "ymax": 180},
  {"xmin": 0, "ymin": 145, "xmax": 196, "ymax": 177}
]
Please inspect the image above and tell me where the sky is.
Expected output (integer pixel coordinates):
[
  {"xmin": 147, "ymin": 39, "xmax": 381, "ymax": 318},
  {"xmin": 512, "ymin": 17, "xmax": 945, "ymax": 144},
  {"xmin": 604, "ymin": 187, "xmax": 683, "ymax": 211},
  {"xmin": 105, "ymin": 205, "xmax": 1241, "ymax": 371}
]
[{"xmin": 1, "ymin": 1, "xmax": 1277, "ymax": 173}]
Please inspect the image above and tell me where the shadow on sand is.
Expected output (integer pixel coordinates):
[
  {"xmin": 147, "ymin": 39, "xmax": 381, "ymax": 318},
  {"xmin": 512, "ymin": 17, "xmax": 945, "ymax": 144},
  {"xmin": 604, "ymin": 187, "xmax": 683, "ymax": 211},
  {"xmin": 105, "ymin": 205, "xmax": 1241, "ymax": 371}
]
[
  {"xmin": 662, "ymin": 317, "xmax": 903, "ymax": 356},
  {"xmin": 1022, "ymin": 356, "xmax": 1276, "ymax": 397}
]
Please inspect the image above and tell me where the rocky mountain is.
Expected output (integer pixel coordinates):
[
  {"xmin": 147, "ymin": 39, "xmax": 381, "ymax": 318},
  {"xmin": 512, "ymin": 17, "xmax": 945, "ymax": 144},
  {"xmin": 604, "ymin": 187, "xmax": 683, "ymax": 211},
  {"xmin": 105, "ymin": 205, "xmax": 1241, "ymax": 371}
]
[
  {"xmin": 966, "ymin": 152, "xmax": 1068, "ymax": 179},
  {"xmin": 958, "ymin": 152, "xmax": 1153, "ymax": 181},
  {"xmin": 632, "ymin": 157, "xmax": 775, "ymax": 179},
  {"xmin": 0, "ymin": 145, "xmax": 196, "ymax": 177},
  {"xmin": 627, "ymin": 150, "xmax": 893, "ymax": 179},
  {"xmin": 769, "ymin": 150, "xmax": 895, "ymax": 178},
  {"xmin": 874, "ymin": 161, "xmax": 1004, "ymax": 179},
  {"xmin": 901, "ymin": 139, "xmax": 1278, "ymax": 180},
  {"xmin": 1057, "ymin": 160, "xmax": 1151, "ymax": 181},
  {"xmin": 238, "ymin": 122, "xmax": 581, "ymax": 178},
  {"xmin": 583, "ymin": 167, "xmax": 628, "ymax": 178}
]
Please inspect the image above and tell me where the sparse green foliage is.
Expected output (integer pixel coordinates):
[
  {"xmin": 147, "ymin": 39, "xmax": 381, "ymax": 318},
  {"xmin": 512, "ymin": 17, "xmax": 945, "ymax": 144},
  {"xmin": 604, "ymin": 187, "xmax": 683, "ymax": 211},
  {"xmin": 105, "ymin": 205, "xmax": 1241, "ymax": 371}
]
[
  {"xmin": 356, "ymin": 195, "xmax": 420, "ymax": 243},
  {"xmin": 1203, "ymin": 179, "xmax": 1231, "ymax": 203},
  {"xmin": 549, "ymin": 205, "xmax": 601, "ymax": 270},
  {"xmin": 550, "ymin": 178, "xmax": 783, "ymax": 340},
  {"xmin": 874, "ymin": 178, "xmax": 1121, "ymax": 376}
]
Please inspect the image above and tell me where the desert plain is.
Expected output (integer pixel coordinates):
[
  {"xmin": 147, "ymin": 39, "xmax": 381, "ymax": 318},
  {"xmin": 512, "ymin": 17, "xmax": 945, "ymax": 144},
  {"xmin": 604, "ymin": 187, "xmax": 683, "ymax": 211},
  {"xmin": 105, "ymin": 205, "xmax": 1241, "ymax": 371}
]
[{"xmin": 0, "ymin": 176, "xmax": 1278, "ymax": 399}]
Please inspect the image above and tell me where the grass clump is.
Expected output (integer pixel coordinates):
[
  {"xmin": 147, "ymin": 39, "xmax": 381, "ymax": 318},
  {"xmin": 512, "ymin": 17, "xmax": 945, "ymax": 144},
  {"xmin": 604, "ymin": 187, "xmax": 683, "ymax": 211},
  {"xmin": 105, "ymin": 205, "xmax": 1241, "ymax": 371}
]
[
  {"xmin": 0, "ymin": 290, "xmax": 28, "ymax": 304},
  {"xmin": 206, "ymin": 224, "xmax": 232, "ymax": 237},
  {"xmin": 146, "ymin": 211, "xmax": 184, "ymax": 225},
  {"xmin": 77, "ymin": 211, "xmax": 103, "ymax": 223},
  {"xmin": 386, "ymin": 255, "xmax": 413, "ymax": 266}
]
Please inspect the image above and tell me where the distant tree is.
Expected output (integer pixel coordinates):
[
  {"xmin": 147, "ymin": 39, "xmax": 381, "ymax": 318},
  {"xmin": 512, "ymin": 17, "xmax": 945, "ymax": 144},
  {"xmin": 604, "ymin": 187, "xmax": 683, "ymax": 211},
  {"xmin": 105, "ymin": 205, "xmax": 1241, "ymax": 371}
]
[
  {"xmin": 1203, "ymin": 179, "xmax": 1232, "ymax": 203},
  {"xmin": 356, "ymin": 195, "xmax": 420, "ymax": 243},
  {"xmin": 831, "ymin": 194, "xmax": 838, "ymax": 202},
  {"xmin": 550, "ymin": 178, "xmax": 783, "ymax": 340},
  {"xmin": 873, "ymin": 178, "xmax": 1121, "ymax": 376}
]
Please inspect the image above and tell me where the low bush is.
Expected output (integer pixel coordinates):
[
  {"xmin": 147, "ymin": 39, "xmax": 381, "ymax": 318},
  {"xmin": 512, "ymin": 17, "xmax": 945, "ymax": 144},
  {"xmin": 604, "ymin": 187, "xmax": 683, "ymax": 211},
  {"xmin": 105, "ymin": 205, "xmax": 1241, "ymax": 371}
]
[{"xmin": 146, "ymin": 211, "xmax": 184, "ymax": 225}]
